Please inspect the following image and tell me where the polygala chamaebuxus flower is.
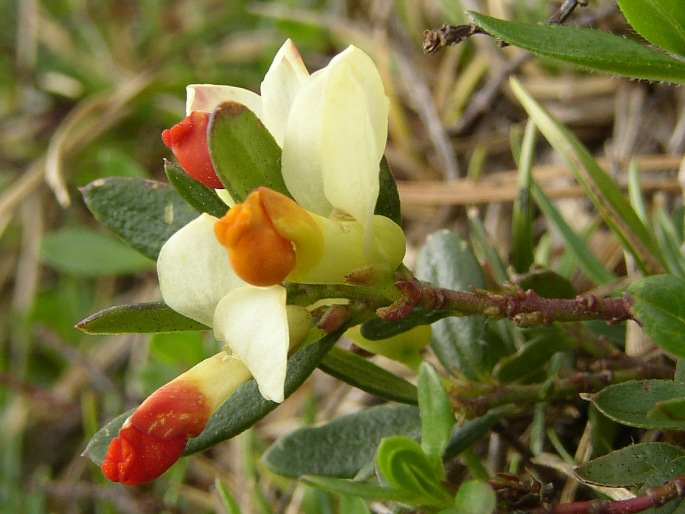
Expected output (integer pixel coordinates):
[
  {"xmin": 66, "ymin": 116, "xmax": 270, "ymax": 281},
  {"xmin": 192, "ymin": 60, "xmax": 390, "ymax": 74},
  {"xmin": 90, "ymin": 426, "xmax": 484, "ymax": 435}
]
[{"xmin": 102, "ymin": 39, "xmax": 405, "ymax": 485}]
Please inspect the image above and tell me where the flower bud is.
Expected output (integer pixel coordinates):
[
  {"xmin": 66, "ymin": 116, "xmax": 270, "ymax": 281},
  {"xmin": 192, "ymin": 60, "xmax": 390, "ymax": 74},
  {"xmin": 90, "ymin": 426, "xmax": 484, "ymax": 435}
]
[
  {"xmin": 162, "ymin": 111, "xmax": 223, "ymax": 188},
  {"xmin": 101, "ymin": 353, "xmax": 251, "ymax": 484}
]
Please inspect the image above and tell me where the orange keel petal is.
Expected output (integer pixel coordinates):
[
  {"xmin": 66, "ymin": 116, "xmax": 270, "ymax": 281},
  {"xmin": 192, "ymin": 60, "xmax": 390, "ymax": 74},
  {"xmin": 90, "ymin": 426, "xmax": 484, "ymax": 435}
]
[{"xmin": 214, "ymin": 188, "xmax": 296, "ymax": 286}]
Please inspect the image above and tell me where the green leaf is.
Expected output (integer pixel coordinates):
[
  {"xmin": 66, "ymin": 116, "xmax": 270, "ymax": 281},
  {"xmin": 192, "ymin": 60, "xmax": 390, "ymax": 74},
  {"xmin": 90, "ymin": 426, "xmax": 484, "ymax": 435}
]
[
  {"xmin": 515, "ymin": 269, "xmax": 576, "ymax": 299},
  {"xmin": 360, "ymin": 308, "xmax": 449, "ymax": 340},
  {"xmin": 208, "ymin": 102, "xmax": 289, "ymax": 203},
  {"xmin": 510, "ymin": 77, "xmax": 664, "ymax": 275},
  {"xmin": 318, "ymin": 347, "xmax": 418, "ymax": 405},
  {"xmin": 376, "ymin": 436, "xmax": 452, "ymax": 506},
  {"xmin": 76, "ymin": 301, "xmax": 208, "ymax": 334},
  {"xmin": 530, "ymin": 181, "xmax": 617, "ymax": 286},
  {"xmin": 576, "ymin": 442, "xmax": 685, "ymax": 487},
  {"xmin": 511, "ymin": 119, "xmax": 536, "ymax": 273},
  {"xmin": 616, "ymin": 0, "xmax": 685, "ymax": 57},
  {"xmin": 444, "ymin": 406, "xmax": 514, "ymax": 459},
  {"xmin": 81, "ymin": 177, "xmax": 198, "ymax": 260},
  {"xmin": 418, "ymin": 363, "xmax": 454, "ymax": 463},
  {"xmin": 302, "ymin": 475, "xmax": 420, "ymax": 504},
  {"xmin": 375, "ymin": 157, "xmax": 402, "ymax": 225},
  {"xmin": 164, "ymin": 160, "xmax": 228, "ymax": 218},
  {"xmin": 83, "ymin": 409, "xmax": 134, "ymax": 466},
  {"xmin": 415, "ymin": 230, "xmax": 507, "ymax": 380},
  {"xmin": 40, "ymin": 226, "xmax": 153, "ymax": 276},
  {"xmin": 648, "ymin": 396, "xmax": 685, "ymax": 421},
  {"xmin": 592, "ymin": 380, "xmax": 685, "ymax": 429},
  {"xmin": 468, "ymin": 11, "xmax": 685, "ymax": 83},
  {"xmin": 262, "ymin": 404, "xmax": 420, "ymax": 478},
  {"xmin": 453, "ymin": 480, "xmax": 496, "ymax": 514},
  {"xmin": 493, "ymin": 331, "xmax": 571, "ymax": 383},
  {"xmin": 628, "ymin": 275, "xmax": 685, "ymax": 359},
  {"xmin": 184, "ymin": 329, "xmax": 342, "ymax": 455},
  {"xmin": 653, "ymin": 208, "xmax": 685, "ymax": 277}
]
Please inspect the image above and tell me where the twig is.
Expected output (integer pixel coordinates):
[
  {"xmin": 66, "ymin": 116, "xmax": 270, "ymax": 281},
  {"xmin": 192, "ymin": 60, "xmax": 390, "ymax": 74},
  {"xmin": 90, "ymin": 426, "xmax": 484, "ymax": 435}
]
[
  {"xmin": 451, "ymin": 366, "xmax": 671, "ymax": 420},
  {"xmin": 524, "ymin": 472, "xmax": 685, "ymax": 513},
  {"xmin": 378, "ymin": 277, "xmax": 633, "ymax": 328}
]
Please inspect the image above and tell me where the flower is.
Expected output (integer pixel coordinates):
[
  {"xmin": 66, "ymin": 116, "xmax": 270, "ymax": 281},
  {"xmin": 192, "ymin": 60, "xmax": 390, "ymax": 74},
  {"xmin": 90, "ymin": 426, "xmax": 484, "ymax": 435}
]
[{"xmin": 101, "ymin": 353, "xmax": 251, "ymax": 485}]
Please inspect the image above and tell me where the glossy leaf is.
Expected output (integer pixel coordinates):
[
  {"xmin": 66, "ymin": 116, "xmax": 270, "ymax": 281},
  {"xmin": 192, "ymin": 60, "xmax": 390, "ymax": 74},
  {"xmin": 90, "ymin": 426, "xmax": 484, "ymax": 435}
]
[
  {"xmin": 415, "ymin": 230, "xmax": 506, "ymax": 380},
  {"xmin": 628, "ymin": 275, "xmax": 685, "ymax": 359},
  {"xmin": 164, "ymin": 160, "xmax": 228, "ymax": 218},
  {"xmin": 510, "ymin": 77, "xmax": 664, "ymax": 275},
  {"xmin": 418, "ymin": 363, "xmax": 454, "ymax": 463},
  {"xmin": 40, "ymin": 226, "xmax": 153, "ymax": 276},
  {"xmin": 76, "ymin": 301, "xmax": 208, "ymax": 334},
  {"xmin": 592, "ymin": 380, "xmax": 685, "ymax": 429},
  {"xmin": 577, "ymin": 442, "xmax": 685, "ymax": 487},
  {"xmin": 318, "ymin": 347, "xmax": 418, "ymax": 405},
  {"xmin": 616, "ymin": 0, "xmax": 685, "ymax": 57},
  {"xmin": 184, "ymin": 329, "xmax": 342, "ymax": 454},
  {"xmin": 208, "ymin": 102, "xmax": 289, "ymax": 203},
  {"xmin": 469, "ymin": 12, "xmax": 685, "ymax": 83},
  {"xmin": 262, "ymin": 404, "xmax": 420, "ymax": 478},
  {"xmin": 81, "ymin": 177, "xmax": 198, "ymax": 260},
  {"xmin": 376, "ymin": 436, "xmax": 452, "ymax": 506}
]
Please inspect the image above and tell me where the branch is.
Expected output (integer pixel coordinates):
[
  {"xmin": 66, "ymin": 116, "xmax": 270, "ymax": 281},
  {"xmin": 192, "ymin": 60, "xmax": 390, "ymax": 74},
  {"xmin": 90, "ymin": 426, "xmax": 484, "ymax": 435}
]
[
  {"xmin": 525, "ymin": 473, "xmax": 685, "ymax": 513},
  {"xmin": 378, "ymin": 277, "xmax": 634, "ymax": 328}
]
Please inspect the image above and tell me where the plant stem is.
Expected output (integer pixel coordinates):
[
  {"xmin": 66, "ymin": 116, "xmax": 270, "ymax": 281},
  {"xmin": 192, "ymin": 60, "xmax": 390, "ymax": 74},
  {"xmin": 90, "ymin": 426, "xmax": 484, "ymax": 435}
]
[{"xmin": 379, "ymin": 278, "xmax": 634, "ymax": 328}]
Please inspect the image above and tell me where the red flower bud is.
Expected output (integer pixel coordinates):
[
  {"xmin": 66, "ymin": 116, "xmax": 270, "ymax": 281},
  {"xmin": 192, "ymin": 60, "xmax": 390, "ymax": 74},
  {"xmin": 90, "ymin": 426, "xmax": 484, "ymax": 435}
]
[
  {"xmin": 162, "ymin": 111, "xmax": 223, "ymax": 188},
  {"xmin": 101, "ymin": 378, "xmax": 212, "ymax": 485}
]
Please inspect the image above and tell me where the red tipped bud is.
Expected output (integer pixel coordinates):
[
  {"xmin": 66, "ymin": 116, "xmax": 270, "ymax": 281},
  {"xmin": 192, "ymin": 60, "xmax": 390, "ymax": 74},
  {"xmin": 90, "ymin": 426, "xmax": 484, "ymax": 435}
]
[{"xmin": 162, "ymin": 111, "xmax": 223, "ymax": 188}]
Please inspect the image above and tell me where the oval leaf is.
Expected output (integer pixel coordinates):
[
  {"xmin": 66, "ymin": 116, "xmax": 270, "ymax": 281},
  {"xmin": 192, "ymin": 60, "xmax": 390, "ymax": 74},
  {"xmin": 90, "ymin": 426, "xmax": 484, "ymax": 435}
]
[
  {"xmin": 469, "ymin": 11, "xmax": 685, "ymax": 83},
  {"xmin": 628, "ymin": 275, "xmax": 685, "ymax": 359},
  {"xmin": 616, "ymin": 0, "xmax": 685, "ymax": 57},
  {"xmin": 493, "ymin": 331, "xmax": 571, "ymax": 383},
  {"xmin": 263, "ymin": 404, "xmax": 420, "ymax": 478},
  {"xmin": 208, "ymin": 102, "xmax": 289, "ymax": 203},
  {"xmin": 164, "ymin": 160, "xmax": 228, "ymax": 218},
  {"xmin": 418, "ymin": 363, "xmax": 454, "ymax": 462},
  {"xmin": 41, "ymin": 226, "xmax": 153, "ymax": 276},
  {"xmin": 415, "ymin": 230, "xmax": 506, "ymax": 380},
  {"xmin": 592, "ymin": 380, "xmax": 685, "ymax": 430},
  {"xmin": 76, "ymin": 301, "xmax": 208, "ymax": 334},
  {"xmin": 318, "ymin": 347, "xmax": 418, "ymax": 405},
  {"xmin": 577, "ymin": 442, "xmax": 685, "ymax": 487},
  {"xmin": 81, "ymin": 177, "xmax": 198, "ymax": 260}
]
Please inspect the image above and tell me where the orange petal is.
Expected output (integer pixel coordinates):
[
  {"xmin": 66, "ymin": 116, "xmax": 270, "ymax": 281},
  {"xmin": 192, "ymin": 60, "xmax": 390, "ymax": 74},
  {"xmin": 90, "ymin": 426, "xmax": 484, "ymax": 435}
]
[
  {"xmin": 130, "ymin": 378, "xmax": 212, "ymax": 440},
  {"xmin": 214, "ymin": 188, "xmax": 296, "ymax": 286},
  {"xmin": 162, "ymin": 111, "xmax": 223, "ymax": 188},
  {"xmin": 101, "ymin": 422, "xmax": 187, "ymax": 485}
]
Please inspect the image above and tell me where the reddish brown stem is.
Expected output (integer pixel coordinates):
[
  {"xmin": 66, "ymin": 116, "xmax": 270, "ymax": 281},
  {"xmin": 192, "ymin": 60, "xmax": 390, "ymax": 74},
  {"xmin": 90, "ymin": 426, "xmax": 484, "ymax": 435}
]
[{"xmin": 378, "ymin": 278, "xmax": 634, "ymax": 328}]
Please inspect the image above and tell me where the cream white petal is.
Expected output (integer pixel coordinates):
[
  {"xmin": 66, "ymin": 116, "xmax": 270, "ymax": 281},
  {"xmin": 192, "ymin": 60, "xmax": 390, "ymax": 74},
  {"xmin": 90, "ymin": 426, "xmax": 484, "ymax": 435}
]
[
  {"xmin": 281, "ymin": 63, "xmax": 331, "ymax": 217},
  {"xmin": 157, "ymin": 214, "xmax": 246, "ymax": 327},
  {"xmin": 261, "ymin": 39, "xmax": 310, "ymax": 146},
  {"xmin": 186, "ymin": 84, "xmax": 263, "ymax": 119},
  {"xmin": 213, "ymin": 285, "xmax": 289, "ymax": 403},
  {"xmin": 320, "ymin": 56, "xmax": 385, "ymax": 232}
]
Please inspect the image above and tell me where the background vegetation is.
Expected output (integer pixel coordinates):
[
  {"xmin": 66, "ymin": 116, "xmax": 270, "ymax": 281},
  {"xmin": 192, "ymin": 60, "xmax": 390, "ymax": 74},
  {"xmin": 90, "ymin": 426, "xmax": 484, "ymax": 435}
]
[{"xmin": 2, "ymin": 0, "xmax": 684, "ymax": 512}]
